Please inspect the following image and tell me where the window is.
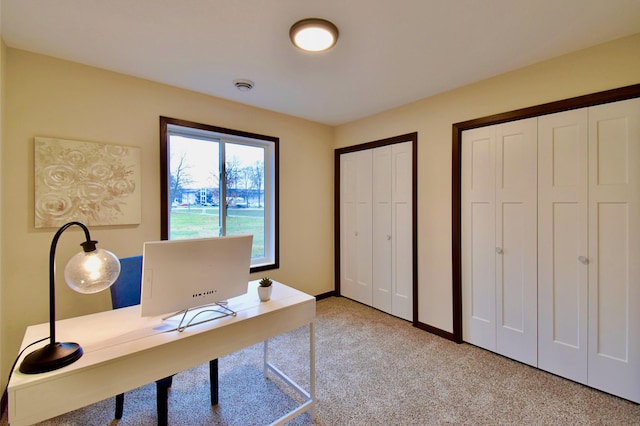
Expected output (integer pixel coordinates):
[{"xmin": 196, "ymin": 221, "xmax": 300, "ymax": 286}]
[{"xmin": 160, "ymin": 116, "xmax": 278, "ymax": 272}]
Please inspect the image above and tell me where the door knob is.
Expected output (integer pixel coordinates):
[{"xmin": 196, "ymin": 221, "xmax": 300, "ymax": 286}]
[
  {"xmin": 496, "ymin": 247, "xmax": 503, "ymax": 255},
  {"xmin": 578, "ymin": 256, "xmax": 589, "ymax": 265}
]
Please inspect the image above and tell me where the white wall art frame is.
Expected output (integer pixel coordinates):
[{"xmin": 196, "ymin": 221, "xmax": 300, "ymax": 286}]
[{"xmin": 35, "ymin": 137, "xmax": 141, "ymax": 228}]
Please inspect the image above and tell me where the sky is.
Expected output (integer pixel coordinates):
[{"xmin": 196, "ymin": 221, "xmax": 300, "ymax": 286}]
[{"xmin": 170, "ymin": 135, "xmax": 264, "ymax": 188}]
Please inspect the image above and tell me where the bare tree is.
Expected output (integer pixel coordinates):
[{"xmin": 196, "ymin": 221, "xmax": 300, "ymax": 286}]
[
  {"xmin": 170, "ymin": 152, "xmax": 193, "ymax": 208},
  {"xmin": 225, "ymin": 156, "xmax": 242, "ymax": 202},
  {"xmin": 250, "ymin": 161, "xmax": 264, "ymax": 207},
  {"xmin": 209, "ymin": 169, "xmax": 220, "ymax": 205}
]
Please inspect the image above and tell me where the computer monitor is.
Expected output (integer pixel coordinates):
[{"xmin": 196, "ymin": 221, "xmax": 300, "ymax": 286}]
[{"xmin": 140, "ymin": 235, "xmax": 253, "ymax": 317}]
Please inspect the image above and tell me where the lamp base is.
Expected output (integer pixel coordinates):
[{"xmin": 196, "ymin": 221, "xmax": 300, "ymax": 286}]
[{"xmin": 19, "ymin": 342, "xmax": 83, "ymax": 374}]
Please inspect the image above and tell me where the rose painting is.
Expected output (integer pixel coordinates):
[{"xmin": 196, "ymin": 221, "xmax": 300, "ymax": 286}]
[{"xmin": 35, "ymin": 137, "xmax": 141, "ymax": 228}]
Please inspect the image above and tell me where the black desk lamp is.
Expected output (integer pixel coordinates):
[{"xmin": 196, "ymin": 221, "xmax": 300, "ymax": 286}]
[{"xmin": 19, "ymin": 221, "xmax": 121, "ymax": 374}]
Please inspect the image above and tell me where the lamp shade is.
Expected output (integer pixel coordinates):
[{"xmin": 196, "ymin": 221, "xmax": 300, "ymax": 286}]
[{"xmin": 65, "ymin": 247, "xmax": 121, "ymax": 294}]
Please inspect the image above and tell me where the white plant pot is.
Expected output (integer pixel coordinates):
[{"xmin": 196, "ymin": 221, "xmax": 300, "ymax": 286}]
[{"xmin": 258, "ymin": 285, "xmax": 272, "ymax": 301}]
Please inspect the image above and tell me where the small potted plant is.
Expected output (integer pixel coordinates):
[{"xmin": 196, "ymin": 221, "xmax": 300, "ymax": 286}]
[{"xmin": 258, "ymin": 277, "xmax": 273, "ymax": 301}]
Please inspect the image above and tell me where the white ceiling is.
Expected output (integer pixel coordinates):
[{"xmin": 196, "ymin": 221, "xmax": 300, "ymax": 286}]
[{"xmin": 3, "ymin": 0, "xmax": 640, "ymax": 125}]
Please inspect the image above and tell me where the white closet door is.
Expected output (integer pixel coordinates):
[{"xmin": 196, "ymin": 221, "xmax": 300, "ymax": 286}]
[
  {"xmin": 372, "ymin": 146, "xmax": 392, "ymax": 313},
  {"xmin": 391, "ymin": 141, "xmax": 413, "ymax": 321},
  {"xmin": 587, "ymin": 98, "xmax": 640, "ymax": 403},
  {"xmin": 372, "ymin": 142, "xmax": 413, "ymax": 320},
  {"xmin": 538, "ymin": 109, "xmax": 588, "ymax": 383},
  {"xmin": 462, "ymin": 126, "xmax": 497, "ymax": 351},
  {"xmin": 342, "ymin": 141, "xmax": 414, "ymax": 319},
  {"xmin": 340, "ymin": 150, "xmax": 373, "ymax": 305},
  {"xmin": 340, "ymin": 151, "xmax": 359, "ymax": 301},
  {"xmin": 494, "ymin": 118, "xmax": 538, "ymax": 366}
]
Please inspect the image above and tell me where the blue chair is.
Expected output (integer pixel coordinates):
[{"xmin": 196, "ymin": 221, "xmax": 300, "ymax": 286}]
[{"xmin": 109, "ymin": 256, "xmax": 219, "ymax": 425}]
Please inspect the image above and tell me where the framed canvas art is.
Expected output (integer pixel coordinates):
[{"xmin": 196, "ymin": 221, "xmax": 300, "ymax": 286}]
[{"xmin": 35, "ymin": 137, "xmax": 141, "ymax": 228}]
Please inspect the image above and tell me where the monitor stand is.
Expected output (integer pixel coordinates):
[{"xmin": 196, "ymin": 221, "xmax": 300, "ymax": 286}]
[{"xmin": 162, "ymin": 302, "xmax": 237, "ymax": 332}]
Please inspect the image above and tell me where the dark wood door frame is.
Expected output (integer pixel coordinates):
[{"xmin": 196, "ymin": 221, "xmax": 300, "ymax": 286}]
[
  {"xmin": 334, "ymin": 133, "xmax": 420, "ymax": 325},
  {"xmin": 451, "ymin": 83, "xmax": 640, "ymax": 343}
]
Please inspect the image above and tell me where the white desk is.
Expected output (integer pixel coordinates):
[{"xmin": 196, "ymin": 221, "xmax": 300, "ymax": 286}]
[{"xmin": 8, "ymin": 281, "xmax": 316, "ymax": 425}]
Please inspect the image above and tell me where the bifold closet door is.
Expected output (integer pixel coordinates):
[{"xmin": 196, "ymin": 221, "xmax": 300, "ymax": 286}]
[
  {"xmin": 372, "ymin": 146, "xmax": 393, "ymax": 313},
  {"xmin": 341, "ymin": 142, "xmax": 413, "ymax": 320},
  {"xmin": 462, "ymin": 118, "xmax": 537, "ymax": 367},
  {"xmin": 464, "ymin": 97, "xmax": 639, "ymax": 402},
  {"xmin": 372, "ymin": 142, "xmax": 413, "ymax": 321},
  {"xmin": 587, "ymin": 98, "xmax": 640, "ymax": 403},
  {"xmin": 389, "ymin": 142, "xmax": 413, "ymax": 321},
  {"xmin": 340, "ymin": 150, "xmax": 373, "ymax": 305},
  {"xmin": 538, "ymin": 109, "xmax": 589, "ymax": 384},
  {"xmin": 494, "ymin": 119, "xmax": 538, "ymax": 367},
  {"xmin": 462, "ymin": 125, "xmax": 497, "ymax": 351}
]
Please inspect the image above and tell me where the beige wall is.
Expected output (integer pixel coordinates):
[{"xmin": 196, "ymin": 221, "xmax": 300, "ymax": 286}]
[
  {"xmin": 334, "ymin": 33, "xmax": 640, "ymax": 332},
  {"xmin": 0, "ymin": 34, "xmax": 5, "ymax": 395},
  {"xmin": 1, "ymin": 49, "xmax": 334, "ymax": 388}
]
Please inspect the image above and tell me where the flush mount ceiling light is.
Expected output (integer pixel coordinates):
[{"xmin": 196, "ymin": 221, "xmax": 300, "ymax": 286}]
[{"xmin": 289, "ymin": 18, "xmax": 339, "ymax": 52}]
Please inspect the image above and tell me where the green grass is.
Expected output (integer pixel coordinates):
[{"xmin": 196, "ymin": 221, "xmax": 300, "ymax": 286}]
[{"xmin": 169, "ymin": 206, "xmax": 265, "ymax": 257}]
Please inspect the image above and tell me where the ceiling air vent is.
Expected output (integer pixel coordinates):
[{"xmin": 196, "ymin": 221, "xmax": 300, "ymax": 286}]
[{"xmin": 233, "ymin": 79, "xmax": 254, "ymax": 92}]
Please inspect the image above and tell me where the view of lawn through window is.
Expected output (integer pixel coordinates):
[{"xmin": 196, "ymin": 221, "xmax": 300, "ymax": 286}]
[
  {"xmin": 169, "ymin": 137, "xmax": 266, "ymax": 257},
  {"xmin": 161, "ymin": 117, "xmax": 278, "ymax": 271}
]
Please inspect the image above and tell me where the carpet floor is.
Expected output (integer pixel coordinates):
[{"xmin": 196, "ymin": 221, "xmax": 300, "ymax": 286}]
[{"xmin": 2, "ymin": 296, "xmax": 640, "ymax": 425}]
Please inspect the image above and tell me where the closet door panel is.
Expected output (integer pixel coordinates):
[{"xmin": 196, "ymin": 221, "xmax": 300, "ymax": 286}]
[
  {"xmin": 391, "ymin": 142, "xmax": 413, "ymax": 321},
  {"xmin": 549, "ymin": 203, "xmax": 583, "ymax": 340},
  {"xmin": 462, "ymin": 126, "xmax": 497, "ymax": 350},
  {"xmin": 495, "ymin": 118, "xmax": 538, "ymax": 367},
  {"xmin": 340, "ymin": 153, "xmax": 359, "ymax": 301},
  {"xmin": 354, "ymin": 150, "xmax": 373, "ymax": 306},
  {"xmin": 373, "ymin": 146, "xmax": 392, "ymax": 313},
  {"xmin": 588, "ymin": 98, "xmax": 640, "ymax": 403},
  {"xmin": 538, "ymin": 109, "xmax": 588, "ymax": 383},
  {"xmin": 595, "ymin": 203, "xmax": 628, "ymax": 357},
  {"xmin": 500, "ymin": 202, "xmax": 527, "ymax": 330},
  {"xmin": 340, "ymin": 150, "xmax": 373, "ymax": 305},
  {"xmin": 392, "ymin": 200, "xmax": 412, "ymax": 319},
  {"xmin": 470, "ymin": 203, "xmax": 495, "ymax": 322}
]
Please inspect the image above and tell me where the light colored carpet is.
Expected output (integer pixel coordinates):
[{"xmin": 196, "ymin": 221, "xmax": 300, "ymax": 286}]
[{"xmin": 3, "ymin": 296, "xmax": 639, "ymax": 425}]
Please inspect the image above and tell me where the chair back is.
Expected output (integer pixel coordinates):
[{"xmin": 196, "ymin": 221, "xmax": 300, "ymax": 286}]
[{"xmin": 109, "ymin": 255, "xmax": 143, "ymax": 309}]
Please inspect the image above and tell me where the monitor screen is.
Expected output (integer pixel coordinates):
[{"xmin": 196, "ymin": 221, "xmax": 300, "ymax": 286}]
[{"xmin": 140, "ymin": 235, "xmax": 253, "ymax": 317}]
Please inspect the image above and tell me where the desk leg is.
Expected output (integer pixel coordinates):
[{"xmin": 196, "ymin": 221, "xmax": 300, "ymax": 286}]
[
  {"xmin": 263, "ymin": 339, "xmax": 269, "ymax": 376},
  {"xmin": 210, "ymin": 359, "xmax": 219, "ymax": 405},
  {"xmin": 262, "ymin": 322, "xmax": 316, "ymax": 425},
  {"xmin": 115, "ymin": 393, "xmax": 124, "ymax": 419},
  {"xmin": 156, "ymin": 379, "xmax": 171, "ymax": 426},
  {"xmin": 310, "ymin": 321, "xmax": 316, "ymax": 420}
]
